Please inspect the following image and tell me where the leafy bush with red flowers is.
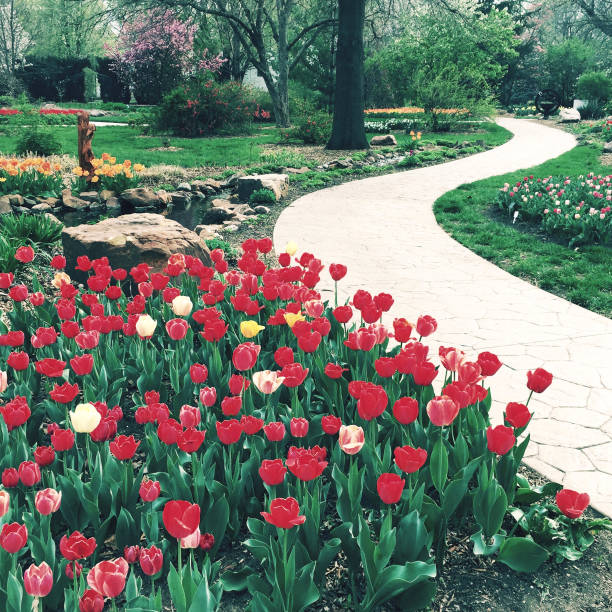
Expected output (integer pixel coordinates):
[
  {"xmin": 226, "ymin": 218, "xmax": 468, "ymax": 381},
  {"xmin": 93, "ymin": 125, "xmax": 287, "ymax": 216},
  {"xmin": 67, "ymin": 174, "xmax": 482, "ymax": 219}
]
[
  {"xmin": 154, "ymin": 76, "xmax": 259, "ymax": 137},
  {"xmin": 0, "ymin": 240, "xmax": 609, "ymax": 610},
  {"xmin": 498, "ymin": 172, "xmax": 612, "ymax": 246}
]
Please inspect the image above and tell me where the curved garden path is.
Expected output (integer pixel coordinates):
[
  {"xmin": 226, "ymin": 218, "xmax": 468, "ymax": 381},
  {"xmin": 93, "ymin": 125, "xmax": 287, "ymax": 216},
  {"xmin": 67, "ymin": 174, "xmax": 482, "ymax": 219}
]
[{"xmin": 274, "ymin": 118, "xmax": 612, "ymax": 517}]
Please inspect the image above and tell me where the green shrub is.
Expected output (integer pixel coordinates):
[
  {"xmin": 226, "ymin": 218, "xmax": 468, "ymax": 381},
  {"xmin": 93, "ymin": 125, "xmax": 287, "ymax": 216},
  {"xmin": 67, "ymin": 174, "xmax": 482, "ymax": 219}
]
[
  {"xmin": 205, "ymin": 237, "xmax": 238, "ymax": 259},
  {"xmin": 16, "ymin": 128, "xmax": 61, "ymax": 156},
  {"xmin": 576, "ymin": 71, "xmax": 612, "ymax": 102},
  {"xmin": 397, "ymin": 154, "xmax": 422, "ymax": 168},
  {"xmin": 579, "ymin": 99, "xmax": 606, "ymax": 120},
  {"xmin": 155, "ymin": 76, "xmax": 257, "ymax": 137},
  {"xmin": 0, "ymin": 213, "xmax": 63, "ymax": 245},
  {"xmin": 249, "ymin": 188, "xmax": 276, "ymax": 204},
  {"xmin": 287, "ymin": 112, "xmax": 332, "ymax": 145}
]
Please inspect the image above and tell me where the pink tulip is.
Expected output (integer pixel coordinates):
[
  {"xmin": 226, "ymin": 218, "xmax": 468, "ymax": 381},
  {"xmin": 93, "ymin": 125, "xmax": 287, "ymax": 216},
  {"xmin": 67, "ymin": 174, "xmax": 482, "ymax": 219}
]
[
  {"xmin": 338, "ymin": 425, "xmax": 365, "ymax": 455},
  {"xmin": 180, "ymin": 527, "xmax": 201, "ymax": 549},
  {"xmin": 0, "ymin": 490, "xmax": 9, "ymax": 517},
  {"xmin": 252, "ymin": 370, "xmax": 285, "ymax": 394},
  {"xmin": 23, "ymin": 562, "xmax": 53, "ymax": 597},
  {"xmin": 35, "ymin": 488, "xmax": 62, "ymax": 515}
]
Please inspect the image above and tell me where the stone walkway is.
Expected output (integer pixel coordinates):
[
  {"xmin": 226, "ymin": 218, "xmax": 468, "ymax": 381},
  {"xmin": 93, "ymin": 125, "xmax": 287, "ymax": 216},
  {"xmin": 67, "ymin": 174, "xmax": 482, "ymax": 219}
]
[{"xmin": 274, "ymin": 118, "xmax": 612, "ymax": 517}]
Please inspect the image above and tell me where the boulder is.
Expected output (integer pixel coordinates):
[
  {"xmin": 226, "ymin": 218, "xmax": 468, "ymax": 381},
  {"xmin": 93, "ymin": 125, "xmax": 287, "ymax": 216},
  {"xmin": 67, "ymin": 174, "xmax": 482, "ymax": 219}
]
[
  {"xmin": 79, "ymin": 191, "xmax": 100, "ymax": 203},
  {"xmin": 221, "ymin": 173, "xmax": 244, "ymax": 189},
  {"xmin": 560, "ymin": 107, "xmax": 580, "ymax": 122},
  {"xmin": 177, "ymin": 182, "xmax": 192, "ymax": 191},
  {"xmin": 604, "ymin": 141, "xmax": 612, "ymax": 153},
  {"xmin": 370, "ymin": 134, "xmax": 397, "ymax": 146},
  {"xmin": 62, "ymin": 189, "xmax": 89, "ymax": 211},
  {"xmin": 0, "ymin": 195, "xmax": 12, "ymax": 214},
  {"xmin": 253, "ymin": 205, "xmax": 270, "ymax": 215},
  {"xmin": 196, "ymin": 226, "xmax": 221, "ymax": 241},
  {"xmin": 237, "ymin": 174, "xmax": 289, "ymax": 202},
  {"xmin": 23, "ymin": 197, "xmax": 36, "ymax": 208},
  {"xmin": 8, "ymin": 194, "xmax": 23, "ymax": 207},
  {"xmin": 46, "ymin": 197, "xmax": 60, "ymax": 208},
  {"xmin": 62, "ymin": 213, "xmax": 212, "ymax": 283},
  {"xmin": 106, "ymin": 197, "xmax": 121, "ymax": 209},
  {"xmin": 119, "ymin": 187, "xmax": 164, "ymax": 209}
]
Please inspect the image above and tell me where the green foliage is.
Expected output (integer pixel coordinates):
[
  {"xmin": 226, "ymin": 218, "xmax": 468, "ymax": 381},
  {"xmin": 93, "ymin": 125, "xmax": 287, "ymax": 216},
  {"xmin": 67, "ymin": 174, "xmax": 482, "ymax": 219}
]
[
  {"xmin": 248, "ymin": 188, "xmax": 276, "ymax": 204},
  {"xmin": 579, "ymin": 99, "xmax": 607, "ymax": 120},
  {"xmin": 576, "ymin": 71, "xmax": 612, "ymax": 102},
  {"xmin": 83, "ymin": 67, "xmax": 98, "ymax": 102},
  {"xmin": 155, "ymin": 77, "xmax": 258, "ymax": 137},
  {"xmin": 15, "ymin": 128, "xmax": 61, "ymax": 157},
  {"xmin": 259, "ymin": 151, "xmax": 310, "ymax": 170},
  {"xmin": 543, "ymin": 40, "xmax": 594, "ymax": 106},
  {"xmin": 287, "ymin": 112, "xmax": 332, "ymax": 145},
  {"xmin": 205, "ymin": 238, "xmax": 238, "ymax": 259}
]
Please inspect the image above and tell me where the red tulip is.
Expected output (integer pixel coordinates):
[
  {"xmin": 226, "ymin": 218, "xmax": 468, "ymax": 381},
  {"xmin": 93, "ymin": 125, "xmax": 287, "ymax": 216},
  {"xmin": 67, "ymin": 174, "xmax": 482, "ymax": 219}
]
[
  {"xmin": 166, "ymin": 318, "xmax": 189, "ymax": 340},
  {"xmin": 2, "ymin": 468, "xmax": 19, "ymax": 487},
  {"xmin": 65, "ymin": 560, "xmax": 82, "ymax": 580},
  {"xmin": 332, "ymin": 305, "xmax": 353, "ymax": 324},
  {"xmin": 49, "ymin": 381, "xmax": 79, "ymax": 403},
  {"xmin": 413, "ymin": 361, "xmax": 438, "ymax": 386},
  {"xmin": 357, "ymin": 383, "xmax": 388, "ymax": 420},
  {"xmin": 199, "ymin": 533, "xmax": 215, "ymax": 551},
  {"xmin": 505, "ymin": 402, "xmax": 531, "ymax": 428},
  {"xmin": 486, "ymin": 425, "xmax": 516, "ymax": 455},
  {"xmin": 123, "ymin": 545, "xmax": 140, "ymax": 564},
  {"xmin": 221, "ymin": 395, "xmax": 242, "ymax": 416},
  {"xmin": 261, "ymin": 497, "xmax": 306, "ymax": 528},
  {"xmin": 7, "ymin": 351, "xmax": 29, "ymax": 370},
  {"xmin": 458, "ymin": 361, "xmax": 482, "ymax": 385},
  {"xmin": 375, "ymin": 357, "xmax": 397, "ymax": 378},
  {"xmin": 70, "ymin": 354, "xmax": 94, "ymax": 376},
  {"xmin": 526, "ymin": 368, "xmax": 553, "ymax": 393},
  {"xmin": 232, "ymin": 342, "xmax": 261, "ymax": 370},
  {"xmin": 60, "ymin": 531, "xmax": 97, "ymax": 560},
  {"xmin": 555, "ymin": 489, "xmax": 590, "ymax": 519},
  {"xmin": 177, "ymin": 427, "xmax": 206, "ymax": 453},
  {"xmin": 139, "ymin": 545, "xmax": 163, "ymax": 576},
  {"xmin": 240, "ymin": 414, "xmax": 264, "ymax": 434},
  {"xmin": 477, "ymin": 351, "xmax": 502, "ymax": 376},
  {"xmin": 18, "ymin": 461, "xmax": 41, "ymax": 487},
  {"xmin": 179, "ymin": 404, "xmax": 201, "ymax": 428},
  {"xmin": 290, "ymin": 417, "xmax": 309, "ymax": 438},
  {"xmin": 23, "ymin": 562, "xmax": 53, "ymax": 597},
  {"xmin": 416, "ymin": 315, "xmax": 437, "ymax": 337},
  {"xmin": 163, "ymin": 500, "xmax": 201, "ymax": 538},
  {"xmin": 0, "ymin": 522, "xmax": 27, "ymax": 553},
  {"xmin": 324, "ymin": 363, "xmax": 347, "ymax": 379},
  {"xmin": 394, "ymin": 446, "xmax": 428, "ymax": 473},
  {"xmin": 51, "ymin": 255, "xmax": 66, "ymax": 269},
  {"xmin": 15, "ymin": 246, "xmax": 35, "ymax": 263},
  {"xmin": 329, "ymin": 263, "xmax": 347, "ymax": 281},
  {"xmin": 34, "ymin": 446, "xmax": 55, "ymax": 466},
  {"xmin": 274, "ymin": 346, "xmax": 294, "ymax": 367},
  {"xmin": 321, "ymin": 415, "xmax": 342, "ymax": 435},
  {"xmin": 216, "ymin": 419, "xmax": 242, "ymax": 444},
  {"xmin": 109, "ymin": 435, "xmax": 140, "ymax": 460},
  {"xmin": 35, "ymin": 488, "xmax": 62, "ymax": 515},
  {"xmin": 393, "ymin": 318, "xmax": 413, "ymax": 342},
  {"xmin": 263, "ymin": 421, "xmax": 285, "ymax": 442},
  {"xmin": 86, "ymin": 557, "xmax": 129, "ymax": 598},
  {"xmin": 377, "ymin": 473, "xmax": 405, "ymax": 504},
  {"xmin": 392, "ymin": 397, "xmax": 419, "ymax": 425},
  {"xmin": 286, "ymin": 446, "xmax": 327, "ymax": 481},
  {"xmin": 140, "ymin": 478, "xmax": 161, "ymax": 502},
  {"xmin": 426, "ymin": 396, "xmax": 459, "ymax": 427},
  {"xmin": 189, "ymin": 363, "xmax": 208, "ymax": 384},
  {"xmin": 280, "ymin": 362, "xmax": 309, "ymax": 387},
  {"xmin": 0, "ymin": 396, "xmax": 31, "ymax": 431},
  {"xmin": 199, "ymin": 386, "xmax": 217, "ymax": 407},
  {"xmin": 259, "ymin": 459, "xmax": 287, "ymax": 485},
  {"xmin": 79, "ymin": 589, "xmax": 104, "ymax": 612}
]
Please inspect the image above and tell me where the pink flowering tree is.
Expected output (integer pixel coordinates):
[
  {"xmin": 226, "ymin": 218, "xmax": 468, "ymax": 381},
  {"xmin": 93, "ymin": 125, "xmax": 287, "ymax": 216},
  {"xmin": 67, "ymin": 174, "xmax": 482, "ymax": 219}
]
[{"xmin": 109, "ymin": 10, "xmax": 197, "ymax": 104}]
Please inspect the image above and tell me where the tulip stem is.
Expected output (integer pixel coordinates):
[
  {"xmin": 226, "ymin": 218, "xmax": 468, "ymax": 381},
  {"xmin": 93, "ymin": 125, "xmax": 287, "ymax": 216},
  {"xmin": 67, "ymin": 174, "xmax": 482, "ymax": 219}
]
[
  {"xmin": 177, "ymin": 540, "xmax": 182, "ymax": 575},
  {"xmin": 526, "ymin": 390, "xmax": 533, "ymax": 406},
  {"xmin": 150, "ymin": 575, "xmax": 156, "ymax": 599}
]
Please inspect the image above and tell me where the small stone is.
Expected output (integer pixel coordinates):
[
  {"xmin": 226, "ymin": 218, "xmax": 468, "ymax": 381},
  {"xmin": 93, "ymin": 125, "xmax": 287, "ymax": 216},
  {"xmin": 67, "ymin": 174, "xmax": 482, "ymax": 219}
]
[
  {"xmin": 100, "ymin": 190, "xmax": 116, "ymax": 201},
  {"xmin": 120, "ymin": 187, "xmax": 164, "ymax": 208},
  {"xmin": 8, "ymin": 194, "xmax": 23, "ymax": 207},
  {"xmin": 177, "ymin": 182, "xmax": 192, "ymax": 191},
  {"xmin": 22, "ymin": 197, "xmax": 37, "ymax": 208},
  {"xmin": 237, "ymin": 173, "xmax": 289, "ymax": 202},
  {"xmin": 253, "ymin": 205, "xmax": 270, "ymax": 214},
  {"xmin": 243, "ymin": 207, "xmax": 257, "ymax": 216},
  {"xmin": 285, "ymin": 166, "xmax": 310, "ymax": 174},
  {"xmin": 0, "ymin": 195, "xmax": 11, "ymax": 214},
  {"xmin": 62, "ymin": 189, "xmax": 89, "ymax": 210},
  {"xmin": 604, "ymin": 141, "xmax": 612, "ymax": 153},
  {"xmin": 106, "ymin": 197, "xmax": 121, "ymax": 209},
  {"xmin": 31, "ymin": 203, "xmax": 52, "ymax": 213},
  {"xmin": 198, "ymin": 227, "xmax": 221, "ymax": 241},
  {"xmin": 560, "ymin": 107, "xmax": 581, "ymax": 122},
  {"xmin": 170, "ymin": 192, "xmax": 191, "ymax": 206}
]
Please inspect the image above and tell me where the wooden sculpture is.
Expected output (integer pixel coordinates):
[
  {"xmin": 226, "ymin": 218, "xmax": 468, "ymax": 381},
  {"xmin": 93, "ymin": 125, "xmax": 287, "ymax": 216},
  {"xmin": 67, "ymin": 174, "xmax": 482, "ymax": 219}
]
[{"xmin": 77, "ymin": 111, "xmax": 96, "ymax": 181}]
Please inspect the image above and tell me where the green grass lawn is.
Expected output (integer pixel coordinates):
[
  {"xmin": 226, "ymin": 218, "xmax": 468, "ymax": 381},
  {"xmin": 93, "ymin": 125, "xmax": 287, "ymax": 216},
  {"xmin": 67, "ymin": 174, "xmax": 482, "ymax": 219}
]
[
  {"xmin": 434, "ymin": 143, "xmax": 612, "ymax": 318},
  {"xmin": 0, "ymin": 121, "xmax": 509, "ymax": 169}
]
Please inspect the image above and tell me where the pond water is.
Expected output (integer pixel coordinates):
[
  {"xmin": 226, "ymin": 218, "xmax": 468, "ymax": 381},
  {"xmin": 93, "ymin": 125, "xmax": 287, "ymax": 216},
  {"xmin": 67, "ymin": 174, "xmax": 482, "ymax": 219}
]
[{"xmin": 58, "ymin": 194, "xmax": 217, "ymax": 232}]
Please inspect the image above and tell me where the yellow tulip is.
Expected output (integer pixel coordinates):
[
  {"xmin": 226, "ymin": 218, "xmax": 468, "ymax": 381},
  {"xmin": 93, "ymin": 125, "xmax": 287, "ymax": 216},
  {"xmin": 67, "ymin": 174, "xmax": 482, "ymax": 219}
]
[
  {"xmin": 284, "ymin": 312, "xmax": 305, "ymax": 328},
  {"xmin": 285, "ymin": 241, "xmax": 298, "ymax": 256},
  {"xmin": 70, "ymin": 403, "xmax": 101, "ymax": 433},
  {"xmin": 52, "ymin": 272, "xmax": 71, "ymax": 289},
  {"xmin": 240, "ymin": 320, "xmax": 265, "ymax": 338}
]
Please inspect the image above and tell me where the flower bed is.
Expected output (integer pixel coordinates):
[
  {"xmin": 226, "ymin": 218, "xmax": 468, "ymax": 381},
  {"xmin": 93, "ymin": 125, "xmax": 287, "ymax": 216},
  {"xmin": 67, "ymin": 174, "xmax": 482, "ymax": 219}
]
[
  {"xmin": 498, "ymin": 173, "xmax": 612, "ymax": 246},
  {"xmin": 72, "ymin": 153, "xmax": 145, "ymax": 193},
  {"xmin": 0, "ymin": 242, "xmax": 608, "ymax": 610},
  {"xmin": 365, "ymin": 107, "xmax": 470, "ymax": 120},
  {"xmin": 0, "ymin": 157, "xmax": 64, "ymax": 198}
]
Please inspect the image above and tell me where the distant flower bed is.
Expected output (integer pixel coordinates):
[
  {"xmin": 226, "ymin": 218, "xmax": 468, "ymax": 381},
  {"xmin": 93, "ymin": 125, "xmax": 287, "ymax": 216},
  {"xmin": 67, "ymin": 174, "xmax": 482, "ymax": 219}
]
[
  {"xmin": 0, "ymin": 109, "xmax": 81, "ymax": 116},
  {"xmin": 498, "ymin": 173, "xmax": 612, "ymax": 246},
  {"xmin": 511, "ymin": 105, "xmax": 537, "ymax": 117},
  {"xmin": 365, "ymin": 107, "xmax": 470, "ymax": 119}
]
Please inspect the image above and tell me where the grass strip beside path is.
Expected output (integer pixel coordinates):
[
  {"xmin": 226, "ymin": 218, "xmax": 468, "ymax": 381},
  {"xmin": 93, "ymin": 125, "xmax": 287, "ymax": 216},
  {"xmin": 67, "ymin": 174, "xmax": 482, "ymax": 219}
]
[{"xmin": 434, "ymin": 144, "xmax": 612, "ymax": 318}]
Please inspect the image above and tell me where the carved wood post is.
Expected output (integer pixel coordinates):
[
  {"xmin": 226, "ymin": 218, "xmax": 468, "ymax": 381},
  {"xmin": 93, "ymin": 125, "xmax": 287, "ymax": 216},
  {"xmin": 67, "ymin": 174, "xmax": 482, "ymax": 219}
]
[{"xmin": 77, "ymin": 111, "xmax": 96, "ymax": 181}]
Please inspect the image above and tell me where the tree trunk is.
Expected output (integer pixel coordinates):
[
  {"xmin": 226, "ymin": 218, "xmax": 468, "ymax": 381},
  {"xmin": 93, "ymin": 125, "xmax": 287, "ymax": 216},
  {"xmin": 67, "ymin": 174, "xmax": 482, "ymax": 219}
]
[
  {"xmin": 327, "ymin": 0, "xmax": 368, "ymax": 150},
  {"xmin": 274, "ymin": 0, "xmax": 291, "ymax": 128},
  {"xmin": 77, "ymin": 111, "xmax": 96, "ymax": 180}
]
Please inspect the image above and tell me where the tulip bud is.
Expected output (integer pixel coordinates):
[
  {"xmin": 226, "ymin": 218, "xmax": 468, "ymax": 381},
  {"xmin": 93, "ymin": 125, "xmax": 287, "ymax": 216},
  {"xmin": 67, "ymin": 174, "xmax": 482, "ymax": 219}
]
[
  {"xmin": 199, "ymin": 533, "xmax": 215, "ymax": 551},
  {"xmin": 123, "ymin": 545, "xmax": 140, "ymax": 563},
  {"xmin": 70, "ymin": 403, "xmax": 102, "ymax": 433},
  {"xmin": 135, "ymin": 314, "xmax": 157, "ymax": 338},
  {"xmin": 171, "ymin": 295, "xmax": 193, "ymax": 316},
  {"xmin": 65, "ymin": 560, "xmax": 82, "ymax": 580}
]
